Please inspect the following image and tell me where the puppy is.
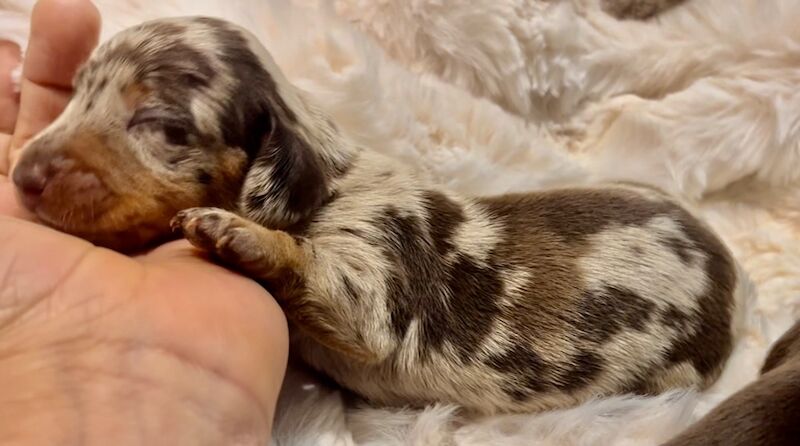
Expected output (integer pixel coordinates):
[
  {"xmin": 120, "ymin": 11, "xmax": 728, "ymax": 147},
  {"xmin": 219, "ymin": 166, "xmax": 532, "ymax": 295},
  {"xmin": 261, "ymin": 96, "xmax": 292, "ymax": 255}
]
[
  {"xmin": 662, "ymin": 321, "xmax": 800, "ymax": 446},
  {"xmin": 12, "ymin": 17, "xmax": 742, "ymax": 414}
]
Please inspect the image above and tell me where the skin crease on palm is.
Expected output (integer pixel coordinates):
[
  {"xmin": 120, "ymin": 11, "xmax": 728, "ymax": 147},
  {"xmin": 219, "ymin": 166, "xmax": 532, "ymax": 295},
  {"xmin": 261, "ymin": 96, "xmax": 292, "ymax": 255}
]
[{"xmin": 0, "ymin": 1, "xmax": 289, "ymax": 444}]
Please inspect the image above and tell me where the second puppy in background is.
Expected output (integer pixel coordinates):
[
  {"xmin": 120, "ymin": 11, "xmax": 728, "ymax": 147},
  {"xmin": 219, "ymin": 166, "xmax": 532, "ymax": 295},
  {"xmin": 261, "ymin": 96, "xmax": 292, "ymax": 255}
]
[
  {"xmin": 602, "ymin": 0, "xmax": 687, "ymax": 19},
  {"xmin": 663, "ymin": 321, "xmax": 800, "ymax": 446}
]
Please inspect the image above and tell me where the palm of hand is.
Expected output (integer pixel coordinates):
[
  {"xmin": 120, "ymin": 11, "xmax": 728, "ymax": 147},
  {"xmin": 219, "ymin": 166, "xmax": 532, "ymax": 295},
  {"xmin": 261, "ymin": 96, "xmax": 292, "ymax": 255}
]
[
  {"xmin": 0, "ymin": 218, "xmax": 287, "ymax": 436},
  {"xmin": 0, "ymin": 0, "xmax": 287, "ymax": 440}
]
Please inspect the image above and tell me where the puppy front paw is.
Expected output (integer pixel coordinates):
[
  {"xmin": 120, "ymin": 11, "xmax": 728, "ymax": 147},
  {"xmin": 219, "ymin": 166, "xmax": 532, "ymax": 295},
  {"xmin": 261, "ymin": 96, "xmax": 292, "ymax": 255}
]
[
  {"xmin": 171, "ymin": 207, "xmax": 264, "ymax": 266},
  {"xmin": 171, "ymin": 207, "xmax": 309, "ymax": 282}
]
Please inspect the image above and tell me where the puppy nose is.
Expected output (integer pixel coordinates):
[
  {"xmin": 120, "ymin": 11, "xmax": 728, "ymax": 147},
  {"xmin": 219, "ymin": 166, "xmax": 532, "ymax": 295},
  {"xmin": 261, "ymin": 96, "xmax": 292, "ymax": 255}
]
[{"xmin": 12, "ymin": 159, "xmax": 50, "ymax": 209}]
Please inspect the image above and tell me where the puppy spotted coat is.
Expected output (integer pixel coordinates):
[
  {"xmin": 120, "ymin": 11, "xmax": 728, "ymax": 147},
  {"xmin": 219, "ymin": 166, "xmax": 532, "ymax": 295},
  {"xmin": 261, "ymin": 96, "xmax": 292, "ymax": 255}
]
[{"xmin": 12, "ymin": 16, "xmax": 741, "ymax": 414}]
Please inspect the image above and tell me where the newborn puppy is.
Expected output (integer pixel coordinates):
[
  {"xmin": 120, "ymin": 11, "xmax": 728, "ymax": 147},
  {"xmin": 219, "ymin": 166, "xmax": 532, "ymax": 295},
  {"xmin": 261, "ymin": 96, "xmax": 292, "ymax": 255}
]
[
  {"xmin": 12, "ymin": 17, "xmax": 743, "ymax": 414},
  {"xmin": 662, "ymin": 321, "xmax": 800, "ymax": 446}
]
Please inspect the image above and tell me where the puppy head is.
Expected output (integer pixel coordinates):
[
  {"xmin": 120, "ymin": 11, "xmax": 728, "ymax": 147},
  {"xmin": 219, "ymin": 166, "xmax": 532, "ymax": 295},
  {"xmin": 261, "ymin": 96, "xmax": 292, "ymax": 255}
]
[{"xmin": 13, "ymin": 16, "xmax": 347, "ymax": 252}]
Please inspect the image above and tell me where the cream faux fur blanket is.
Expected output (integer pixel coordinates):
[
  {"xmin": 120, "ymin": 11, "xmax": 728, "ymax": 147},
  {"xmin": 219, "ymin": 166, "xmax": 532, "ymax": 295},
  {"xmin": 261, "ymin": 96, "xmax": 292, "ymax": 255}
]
[{"xmin": 2, "ymin": 1, "xmax": 798, "ymax": 444}]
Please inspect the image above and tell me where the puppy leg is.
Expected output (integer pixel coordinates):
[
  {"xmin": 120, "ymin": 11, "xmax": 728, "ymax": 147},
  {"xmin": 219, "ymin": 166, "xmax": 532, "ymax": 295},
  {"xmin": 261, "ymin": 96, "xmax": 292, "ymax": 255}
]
[
  {"xmin": 171, "ymin": 207, "xmax": 308, "ymax": 281},
  {"xmin": 171, "ymin": 207, "xmax": 394, "ymax": 363}
]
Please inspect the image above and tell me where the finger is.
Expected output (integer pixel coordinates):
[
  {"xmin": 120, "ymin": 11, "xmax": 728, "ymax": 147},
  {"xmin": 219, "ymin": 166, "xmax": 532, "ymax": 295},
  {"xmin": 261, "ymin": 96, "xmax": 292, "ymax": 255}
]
[
  {"xmin": 10, "ymin": 0, "xmax": 101, "ymax": 153},
  {"xmin": 0, "ymin": 40, "xmax": 21, "ymax": 134},
  {"xmin": 0, "ymin": 133, "xmax": 10, "ymax": 177},
  {"xmin": 0, "ymin": 40, "xmax": 21, "ymax": 176}
]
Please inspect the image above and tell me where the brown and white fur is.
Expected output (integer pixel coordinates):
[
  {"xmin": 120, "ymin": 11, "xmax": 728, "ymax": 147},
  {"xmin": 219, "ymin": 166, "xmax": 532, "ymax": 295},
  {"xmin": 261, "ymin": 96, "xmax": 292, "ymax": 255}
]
[
  {"xmin": 662, "ymin": 320, "xmax": 800, "ymax": 446},
  {"xmin": 12, "ymin": 16, "xmax": 742, "ymax": 415}
]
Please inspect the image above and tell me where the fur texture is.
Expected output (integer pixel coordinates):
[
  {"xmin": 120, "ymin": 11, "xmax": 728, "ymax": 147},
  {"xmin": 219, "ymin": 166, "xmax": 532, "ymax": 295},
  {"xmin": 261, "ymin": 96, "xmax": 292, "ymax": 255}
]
[
  {"xmin": 661, "ymin": 321, "xmax": 800, "ymax": 446},
  {"xmin": 334, "ymin": 0, "xmax": 800, "ymax": 199},
  {"xmin": 13, "ymin": 15, "xmax": 742, "ymax": 415},
  {"xmin": 2, "ymin": 0, "xmax": 798, "ymax": 445}
]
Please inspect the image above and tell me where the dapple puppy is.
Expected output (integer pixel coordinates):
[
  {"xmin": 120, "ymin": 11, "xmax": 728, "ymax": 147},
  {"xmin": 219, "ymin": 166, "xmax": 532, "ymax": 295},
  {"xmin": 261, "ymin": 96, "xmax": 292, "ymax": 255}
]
[{"xmin": 12, "ymin": 17, "xmax": 743, "ymax": 414}]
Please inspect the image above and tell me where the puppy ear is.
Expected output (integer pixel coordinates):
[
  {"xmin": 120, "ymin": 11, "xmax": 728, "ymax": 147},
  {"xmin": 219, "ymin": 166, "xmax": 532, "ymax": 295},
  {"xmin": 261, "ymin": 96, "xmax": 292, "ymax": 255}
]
[
  {"xmin": 239, "ymin": 113, "xmax": 332, "ymax": 229},
  {"xmin": 201, "ymin": 17, "xmax": 349, "ymax": 229}
]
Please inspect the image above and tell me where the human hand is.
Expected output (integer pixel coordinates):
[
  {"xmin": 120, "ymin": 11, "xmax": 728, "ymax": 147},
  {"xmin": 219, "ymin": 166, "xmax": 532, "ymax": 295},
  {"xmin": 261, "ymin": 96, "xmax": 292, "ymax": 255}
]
[{"xmin": 0, "ymin": 1, "xmax": 289, "ymax": 444}]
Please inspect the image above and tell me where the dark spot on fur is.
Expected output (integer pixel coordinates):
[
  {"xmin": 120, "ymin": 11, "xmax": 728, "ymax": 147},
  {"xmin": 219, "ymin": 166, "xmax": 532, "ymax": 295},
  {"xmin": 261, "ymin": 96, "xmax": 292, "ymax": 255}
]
[
  {"xmin": 198, "ymin": 16, "xmax": 297, "ymax": 156},
  {"xmin": 96, "ymin": 77, "xmax": 108, "ymax": 91},
  {"xmin": 437, "ymin": 253, "xmax": 503, "ymax": 359},
  {"xmin": 557, "ymin": 350, "xmax": 604, "ymax": 391},
  {"xmin": 664, "ymin": 212, "xmax": 736, "ymax": 377},
  {"xmin": 374, "ymin": 206, "xmax": 501, "ymax": 360},
  {"xmin": 73, "ymin": 64, "xmax": 94, "ymax": 90},
  {"xmin": 339, "ymin": 227, "xmax": 366, "ymax": 238},
  {"xmin": 196, "ymin": 169, "xmax": 213, "ymax": 185},
  {"xmin": 244, "ymin": 124, "xmax": 328, "ymax": 225},
  {"xmin": 422, "ymin": 191, "xmax": 465, "ymax": 256},
  {"xmin": 663, "ymin": 236, "xmax": 694, "ymax": 264},
  {"xmin": 486, "ymin": 346, "xmax": 550, "ymax": 400},
  {"xmin": 341, "ymin": 275, "xmax": 359, "ymax": 303},
  {"xmin": 480, "ymin": 188, "xmax": 676, "ymax": 244},
  {"xmin": 373, "ymin": 208, "xmax": 423, "ymax": 340},
  {"xmin": 577, "ymin": 285, "xmax": 655, "ymax": 343},
  {"xmin": 163, "ymin": 123, "xmax": 190, "ymax": 146},
  {"xmin": 660, "ymin": 303, "xmax": 691, "ymax": 330}
]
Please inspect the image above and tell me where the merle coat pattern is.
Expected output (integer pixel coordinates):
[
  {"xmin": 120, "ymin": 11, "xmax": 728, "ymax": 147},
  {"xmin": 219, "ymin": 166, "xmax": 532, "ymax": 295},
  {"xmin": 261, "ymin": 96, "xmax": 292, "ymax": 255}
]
[{"xmin": 12, "ymin": 16, "xmax": 743, "ymax": 414}]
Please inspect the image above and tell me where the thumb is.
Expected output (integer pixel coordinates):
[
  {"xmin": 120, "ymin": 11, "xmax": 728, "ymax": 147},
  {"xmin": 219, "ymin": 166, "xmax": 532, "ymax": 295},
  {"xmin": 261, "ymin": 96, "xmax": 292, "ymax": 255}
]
[{"xmin": 10, "ymin": 0, "xmax": 100, "ymax": 155}]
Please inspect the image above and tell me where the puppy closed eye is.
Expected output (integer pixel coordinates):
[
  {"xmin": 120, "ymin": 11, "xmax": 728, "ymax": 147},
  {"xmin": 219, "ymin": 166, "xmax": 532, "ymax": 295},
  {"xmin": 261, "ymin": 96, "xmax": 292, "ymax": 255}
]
[{"xmin": 128, "ymin": 107, "xmax": 195, "ymax": 146}]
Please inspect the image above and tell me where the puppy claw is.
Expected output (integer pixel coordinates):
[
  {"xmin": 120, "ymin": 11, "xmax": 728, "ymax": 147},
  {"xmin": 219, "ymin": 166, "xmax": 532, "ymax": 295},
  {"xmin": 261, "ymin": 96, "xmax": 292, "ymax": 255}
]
[
  {"xmin": 170, "ymin": 210, "xmax": 190, "ymax": 233},
  {"xmin": 172, "ymin": 207, "xmax": 264, "ymax": 268}
]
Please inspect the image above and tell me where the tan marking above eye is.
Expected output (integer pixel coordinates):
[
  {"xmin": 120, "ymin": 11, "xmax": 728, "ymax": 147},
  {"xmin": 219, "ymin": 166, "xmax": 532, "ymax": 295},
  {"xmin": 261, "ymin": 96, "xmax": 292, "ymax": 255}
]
[{"xmin": 122, "ymin": 82, "xmax": 152, "ymax": 110}]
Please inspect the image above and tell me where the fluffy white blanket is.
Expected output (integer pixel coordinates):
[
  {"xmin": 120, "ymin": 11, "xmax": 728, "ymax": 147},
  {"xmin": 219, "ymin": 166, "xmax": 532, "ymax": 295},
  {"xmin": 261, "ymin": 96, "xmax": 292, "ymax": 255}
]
[{"xmin": 2, "ymin": 0, "xmax": 799, "ymax": 444}]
